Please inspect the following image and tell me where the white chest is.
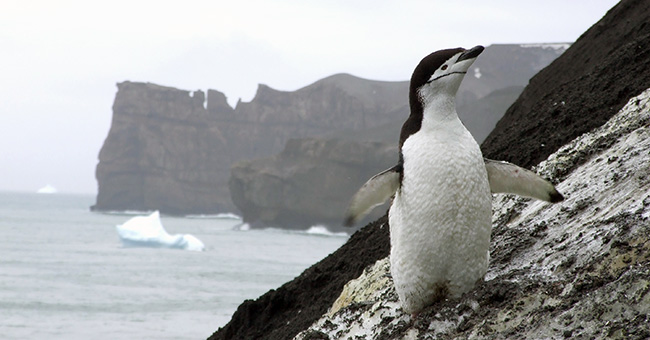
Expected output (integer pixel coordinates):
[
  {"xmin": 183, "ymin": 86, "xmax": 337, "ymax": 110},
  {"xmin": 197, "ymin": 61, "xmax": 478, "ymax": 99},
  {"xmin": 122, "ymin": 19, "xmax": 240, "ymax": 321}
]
[
  {"xmin": 400, "ymin": 120, "xmax": 487, "ymax": 205},
  {"xmin": 388, "ymin": 117, "xmax": 492, "ymax": 314}
]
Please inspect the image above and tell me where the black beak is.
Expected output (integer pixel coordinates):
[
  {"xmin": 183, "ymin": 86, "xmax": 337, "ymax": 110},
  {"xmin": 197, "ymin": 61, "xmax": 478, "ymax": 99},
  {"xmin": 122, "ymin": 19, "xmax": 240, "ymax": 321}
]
[{"xmin": 457, "ymin": 45, "xmax": 484, "ymax": 62}]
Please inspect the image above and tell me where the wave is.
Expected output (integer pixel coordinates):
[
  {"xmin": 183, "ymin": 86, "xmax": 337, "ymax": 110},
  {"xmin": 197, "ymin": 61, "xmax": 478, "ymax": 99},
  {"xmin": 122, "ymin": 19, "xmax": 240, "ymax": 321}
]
[
  {"xmin": 96, "ymin": 209, "xmax": 155, "ymax": 216},
  {"xmin": 96, "ymin": 210, "xmax": 241, "ymax": 220},
  {"xmin": 186, "ymin": 213, "xmax": 242, "ymax": 220},
  {"xmin": 232, "ymin": 223, "xmax": 251, "ymax": 231},
  {"xmin": 231, "ymin": 223, "xmax": 349, "ymax": 237},
  {"xmin": 304, "ymin": 225, "xmax": 349, "ymax": 237}
]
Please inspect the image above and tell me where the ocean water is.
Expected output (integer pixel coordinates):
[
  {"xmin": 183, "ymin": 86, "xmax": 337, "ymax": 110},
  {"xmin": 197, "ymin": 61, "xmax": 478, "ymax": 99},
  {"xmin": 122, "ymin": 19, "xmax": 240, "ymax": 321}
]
[{"xmin": 0, "ymin": 192, "xmax": 348, "ymax": 339}]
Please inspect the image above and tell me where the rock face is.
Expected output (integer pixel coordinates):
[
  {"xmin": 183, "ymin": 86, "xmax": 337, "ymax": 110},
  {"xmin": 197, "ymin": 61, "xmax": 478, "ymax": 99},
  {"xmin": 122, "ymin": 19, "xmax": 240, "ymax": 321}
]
[
  {"xmin": 457, "ymin": 85, "xmax": 523, "ymax": 143},
  {"xmin": 230, "ymin": 139, "xmax": 397, "ymax": 228},
  {"xmin": 208, "ymin": 0, "xmax": 650, "ymax": 338},
  {"xmin": 458, "ymin": 43, "xmax": 568, "ymax": 143},
  {"xmin": 323, "ymin": 44, "xmax": 565, "ymax": 146},
  {"xmin": 214, "ymin": 74, "xmax": 408, "ymax": 165},
  {"xmin": 93, "ymin": 82, "xmax": 233, "ymax": 214}
]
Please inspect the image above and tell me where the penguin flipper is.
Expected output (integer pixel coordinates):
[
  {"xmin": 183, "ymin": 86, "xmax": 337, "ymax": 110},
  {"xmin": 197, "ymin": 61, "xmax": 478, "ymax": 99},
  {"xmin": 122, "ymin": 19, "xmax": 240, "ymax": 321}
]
[
  {"xmin": 344, "ymin": 165, "xmax": 401, "ymax": 227},
  {"xmin": 484, "ymin": 158, "xmax": 564, "ymax": 203}
]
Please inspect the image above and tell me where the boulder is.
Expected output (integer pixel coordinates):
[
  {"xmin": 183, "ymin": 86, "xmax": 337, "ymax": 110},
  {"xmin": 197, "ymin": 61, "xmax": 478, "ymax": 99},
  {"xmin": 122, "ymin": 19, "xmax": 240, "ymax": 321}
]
[{"xmin": 229, "ymin": 138, "xmax": 397, "ymax": 229}]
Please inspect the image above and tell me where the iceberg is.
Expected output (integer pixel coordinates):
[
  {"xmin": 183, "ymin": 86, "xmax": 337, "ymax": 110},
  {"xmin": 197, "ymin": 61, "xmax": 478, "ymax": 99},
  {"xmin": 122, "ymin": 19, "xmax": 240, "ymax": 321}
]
[
  {"xmin": 116, "ymin": 211, "xmax": 205, "ymax": 251},
  {"xmin": 36, "ymin": 184, "xmax": 57, "ymax": 194}
]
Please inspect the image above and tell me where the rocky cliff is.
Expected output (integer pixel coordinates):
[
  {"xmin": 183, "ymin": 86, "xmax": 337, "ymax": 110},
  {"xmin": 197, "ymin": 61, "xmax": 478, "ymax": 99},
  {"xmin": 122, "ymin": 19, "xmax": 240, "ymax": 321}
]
[
  {"xmin": 208, "ymin": 0, "xmax": 650, "ymax": 338},
  {"xmin": 93, "ymin": 76, "xmax": 406, "ymax": 214},
  {"xmin": 94, "ymin": 76, "xmax": 407, "ymax": 214},
  {"xmin": 93, "ymin": 82, "xmax": 234, "ymax": 214}
]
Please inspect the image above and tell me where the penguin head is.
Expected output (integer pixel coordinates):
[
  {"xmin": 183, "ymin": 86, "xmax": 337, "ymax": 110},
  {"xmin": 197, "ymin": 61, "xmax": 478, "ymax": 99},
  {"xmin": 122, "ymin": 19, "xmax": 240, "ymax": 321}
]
[{"xmin": 409, "ymin": 46, "xmax": 484, "ymax": 112}]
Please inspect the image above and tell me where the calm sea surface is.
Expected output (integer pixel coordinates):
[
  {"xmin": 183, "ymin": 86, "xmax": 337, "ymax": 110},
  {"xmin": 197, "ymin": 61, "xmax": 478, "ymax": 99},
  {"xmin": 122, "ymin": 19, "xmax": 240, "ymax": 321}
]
[{"xmin": 0, "ymin": 192, "xmax": 348, "ymax": 339}]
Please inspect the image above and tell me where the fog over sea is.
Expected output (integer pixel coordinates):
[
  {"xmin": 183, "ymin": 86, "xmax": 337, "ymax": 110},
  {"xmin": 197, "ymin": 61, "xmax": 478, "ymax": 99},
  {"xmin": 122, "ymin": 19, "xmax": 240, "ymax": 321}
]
[{"xmin": 0, "ymin": 192, "xmax": 348, "ymax": 340}]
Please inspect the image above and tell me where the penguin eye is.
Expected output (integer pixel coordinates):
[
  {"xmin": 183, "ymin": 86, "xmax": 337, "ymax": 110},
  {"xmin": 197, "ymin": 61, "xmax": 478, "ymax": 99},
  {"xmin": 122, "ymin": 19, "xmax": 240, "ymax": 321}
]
[{"xmin": 441, "ymin": 64, "xmax": 448, "ymax": 71}]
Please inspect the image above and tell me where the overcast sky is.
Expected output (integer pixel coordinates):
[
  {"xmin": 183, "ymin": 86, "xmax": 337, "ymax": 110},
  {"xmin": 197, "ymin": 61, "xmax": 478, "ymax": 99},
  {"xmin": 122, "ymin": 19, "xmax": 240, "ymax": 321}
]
[{"xmin": 0, "ymin": 0, "xmax": 620, "ymax": 195}]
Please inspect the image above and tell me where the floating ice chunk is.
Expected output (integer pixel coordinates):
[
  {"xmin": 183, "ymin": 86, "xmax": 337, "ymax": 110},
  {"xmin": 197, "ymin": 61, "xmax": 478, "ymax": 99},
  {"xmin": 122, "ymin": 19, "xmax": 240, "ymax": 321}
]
[
  {"xmin": 36, "ymin": 185, "xmax": 57, "ymax": 194},
  {"xmin": 180, "ymin": 234, "xmax": 206, "ymax": 251},
  {"xmin": 116, "ymin": 211, "xmax": 205, "ymax": 251}
]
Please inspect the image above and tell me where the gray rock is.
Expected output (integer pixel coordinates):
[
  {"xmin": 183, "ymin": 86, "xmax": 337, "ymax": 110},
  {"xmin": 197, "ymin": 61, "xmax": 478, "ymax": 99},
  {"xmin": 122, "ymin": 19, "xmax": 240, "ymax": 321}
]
[
  {"xmin": 230, "ymin": 138, "xmax": 397, "ymax": 228},
  {"xmin": 93, "ymin": 82, "xmax": 233, "ymax": 213},
  {"xmin": 213, "ymin": 74, "xmax": 409, "ymax": 166}
]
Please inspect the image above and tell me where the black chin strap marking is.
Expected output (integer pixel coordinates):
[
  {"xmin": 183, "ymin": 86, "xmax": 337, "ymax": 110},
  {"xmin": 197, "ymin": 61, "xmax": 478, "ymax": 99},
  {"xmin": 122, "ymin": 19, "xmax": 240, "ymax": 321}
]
[{"xmin": 427, "ymin": 71, "xmax": 467, "ymax": 84}]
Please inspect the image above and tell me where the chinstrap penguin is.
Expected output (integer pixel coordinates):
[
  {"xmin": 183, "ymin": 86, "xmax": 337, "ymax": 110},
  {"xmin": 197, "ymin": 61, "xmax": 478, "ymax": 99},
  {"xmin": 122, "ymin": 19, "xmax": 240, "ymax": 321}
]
[{"xmin": 344, "ymin": 46, "xmax": 564, "ymax": 316}]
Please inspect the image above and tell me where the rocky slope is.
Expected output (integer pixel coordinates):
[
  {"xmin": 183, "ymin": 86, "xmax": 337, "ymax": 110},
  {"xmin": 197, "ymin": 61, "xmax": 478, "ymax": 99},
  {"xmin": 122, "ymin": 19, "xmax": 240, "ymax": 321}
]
[
  {"xmin": 208, "ymin": 0, "xmax": 650, "ymax": 338},
  {"xmin": 294, "ymin": 88, "xmax": 650, "ymax": 339},
  {"xmin": 481, "ymin": 0, "xmax": 650, "ymax": 167}
]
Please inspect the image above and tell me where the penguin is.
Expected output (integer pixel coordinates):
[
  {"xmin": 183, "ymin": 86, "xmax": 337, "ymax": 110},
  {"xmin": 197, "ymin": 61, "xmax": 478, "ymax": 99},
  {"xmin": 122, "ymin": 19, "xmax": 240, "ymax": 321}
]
[{"xmin": 344, "ymin": 46, "xmax": 564, "ymax": 316}]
